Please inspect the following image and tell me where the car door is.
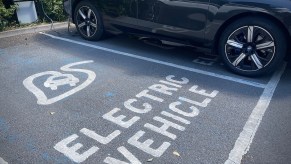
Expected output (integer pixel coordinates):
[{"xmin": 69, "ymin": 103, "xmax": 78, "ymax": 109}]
[
  {"xmin": 98, "ymin": 0, "xmax": 138, "ymax": 30},
  {"xmin": 137, "ymin": 0, "xmax": 158, "ymax": 22},
  {"xmin": 134, "ymin": 0, "xmax": 160, "ymax": 33},
  {"xmin": 139, "ymin": 0, "xmax": 210, "ymax": 43}
]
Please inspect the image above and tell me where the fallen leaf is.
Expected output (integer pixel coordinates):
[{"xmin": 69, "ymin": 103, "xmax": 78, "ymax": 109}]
[
  {"xmin": 147, "ymin": 158, "xmax": 153, "ymax": 162},
  {"xmin": 173, "ymin": 151, "xmax": 181, "ymax": 157}
]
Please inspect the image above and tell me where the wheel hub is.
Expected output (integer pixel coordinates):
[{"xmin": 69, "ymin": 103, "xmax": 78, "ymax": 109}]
[
  {"xmin": 245, "ymin": 45, "xmax": 254, "ymax": 55},
  {"xmin": 85, "ymin": 19, "xmax": 90, "ymax": 25}
]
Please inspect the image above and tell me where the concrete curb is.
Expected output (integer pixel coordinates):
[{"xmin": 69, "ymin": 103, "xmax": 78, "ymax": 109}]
[{"xmin": 0, "ymin": 22, "xmax": 68, "ymax": 39}]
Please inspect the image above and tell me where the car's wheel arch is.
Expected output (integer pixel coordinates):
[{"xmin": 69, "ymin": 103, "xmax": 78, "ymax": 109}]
[
  {"xmin": 71, "ymin": 0, "xmax": 102, "ymax": 24},
  {"xmin": 214, "ymin": 13, "xmax": 289, "ymax": 76},
  {"xmin": 211, "ymin": 11, "xmax": 290, "ymax": 58}
]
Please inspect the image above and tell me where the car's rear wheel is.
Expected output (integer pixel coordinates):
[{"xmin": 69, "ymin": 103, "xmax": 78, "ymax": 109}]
[
  {"xmin": 218, "ymin": 17, "xmax": 286, "ymax": 76},
  {"xmin": 74, "ymin": 1, "xmax": 104, "ymax": 41}
]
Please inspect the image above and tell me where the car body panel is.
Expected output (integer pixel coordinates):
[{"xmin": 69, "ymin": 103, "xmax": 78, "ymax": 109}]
[
  {"xmin": 133, "ymin": 0, "xmax": 209, "ymax": 44},
  {"xmin": 97, "ymin": 0, "xmax": 138, "ymax": 27},
  {"xmin": 64, "ymin": 0, "xmax": 291, "ymax": 49},
  {"xmin": 206, "ymin": 0, "xmax": 291, "ymax": 46}
]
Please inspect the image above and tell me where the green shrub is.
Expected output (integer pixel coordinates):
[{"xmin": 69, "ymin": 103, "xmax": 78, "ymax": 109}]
[
  {"xmin": 0, "ymin": 0, "xmax": 67, "ymax": 32},
  {"xmin": 37, "ymin": 0, "xmax": 67, "ymax": 22},
  {"xmin": 0, "ymin": 1, "xmax": 17, "ymax": 31}
]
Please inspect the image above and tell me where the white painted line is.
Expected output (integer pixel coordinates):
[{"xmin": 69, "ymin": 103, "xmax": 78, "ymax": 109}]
[
  {"xmin": 225, "ymin": 63, "xmax": 286, "ymax": 164},
  {"xmin": 40, "ymin": 32, "xmax": 266, "ymax": 89},
  {"xmin": 0, "ymin": 157, "xmax": 8, "ymax": 164}
]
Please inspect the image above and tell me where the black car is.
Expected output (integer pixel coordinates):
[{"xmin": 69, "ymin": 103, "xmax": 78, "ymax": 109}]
[{"xmin": 63, "ymin": 0, "xmax": 291, "ymax": 76}]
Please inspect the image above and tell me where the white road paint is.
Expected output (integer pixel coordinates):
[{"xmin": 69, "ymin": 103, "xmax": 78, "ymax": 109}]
[
  {"xmin": 127, "ymin": 130, "xmax": 171, "ymax": 157},
  {"xmin": 136, "ymin": 90, "xmax": 164, "ymax": 102},
  {"xmin": 148, "ymin": 84, "xmax": 178, "ymax": 95},
  {"xmin": 44, "ymin": 73, "xmax": 79, "ymax": 90},
  {"xmin": 0, "ymin": 157, "xmax": 8, "ymax": 164},
  {"xmin": 104, "ymin": 146, "xmax": 141, "ymax": 164},
  {"xmin": 144, "ymin": 116, "xmax": 186, "ymax": 140},
  {"xmin": 54, "ymin": 134, "xmax": 99, "ymax": 163},
  {"xmin": 166, "ymin": 75, "xmax": 189, "ymax": 85},
  {"xmin": 189, "ymin": 85, "xmax": 219, "ymax": 98},
  {"xmin": 40, "ymin": 32, "xmax": 266, "ymax": 89},
  {"xmin": 225, "ymin": 63, "xmax": 286, "ymax": 164},
  {"xmin": 159, "ymin": 80, "xmax": 182, "ymax": 88},
  {"xmin": 23, "ymin": 60, "xmax": 95, "ymax": 105},
  {"xmin": 53, "ymin": 77, "xmax": 220, "ymax": 162},
  {"xmin": 161, "ymin": 111, "xmax": 191, "ymax": 125},
  {"xmin": 179, "ymin": 96, "xmax": 211, "ymax": 108},
  {"xmin": 169, "ymin": 101, "xmax": 200, "ymax": 118},
  {"xmin": 102, "ymin": 108, "xmax": 140, "ymax": 128},
  {"xmin": 80, "ymin": 128, "xmax": 121, "ymax": 145},
  {"xmin": 124, "ymin": 99, "xmax": 152, "ymax": 114},
  {"xmin": 39, "ymin": 29, "xmax": 285, "ymax": 163}
]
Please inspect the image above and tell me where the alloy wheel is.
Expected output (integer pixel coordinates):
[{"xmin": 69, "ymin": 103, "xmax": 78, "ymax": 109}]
[
  {"xmin": 225, "ymin": 26, "xmax": 276, "ymax": 72},
  {"xmin": 76, "ymin": 6, "xmax": 98, "ymax": 37}
]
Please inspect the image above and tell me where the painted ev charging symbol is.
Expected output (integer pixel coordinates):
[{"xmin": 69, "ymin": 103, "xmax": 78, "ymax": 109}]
[
  {"xmin": 23, "ymin": 60, "xmax": 96, "ymax": 105},
  {"xmin": 44, "ymin": 74, "xmax": 80, "ymax": 90}
]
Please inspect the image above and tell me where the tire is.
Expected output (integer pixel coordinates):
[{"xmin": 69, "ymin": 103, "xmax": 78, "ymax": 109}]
[
  {"xmin": 218, "ymin": 17, "xmax": 286, "ymax": 76},
  {"xmin": 74, "ymin": 1, "xmax": 104, "ymax": 41}
]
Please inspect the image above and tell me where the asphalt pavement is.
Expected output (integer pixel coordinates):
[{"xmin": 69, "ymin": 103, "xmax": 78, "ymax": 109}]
[{"xmin": 0, "ymin": 26, "xmax": 290, "ymax": 164}]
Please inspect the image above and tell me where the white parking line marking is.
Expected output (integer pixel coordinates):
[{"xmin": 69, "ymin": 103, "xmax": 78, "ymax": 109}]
[
  {"xmin": 0, "ymin": 157, "xmax": 8, "ymax": 164},
  {"xmin": 40, "ymin": 32, "xmax": 266, "ymax": 89},
  {"xmin": 225, "ymin": 63, "xmax": 286, "ymax": 164}
]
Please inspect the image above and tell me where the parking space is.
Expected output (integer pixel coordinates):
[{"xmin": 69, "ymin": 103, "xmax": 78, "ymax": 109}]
[{"xmin": 0, "ymin": 27, "xmax": 290, "ymax": 164}]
